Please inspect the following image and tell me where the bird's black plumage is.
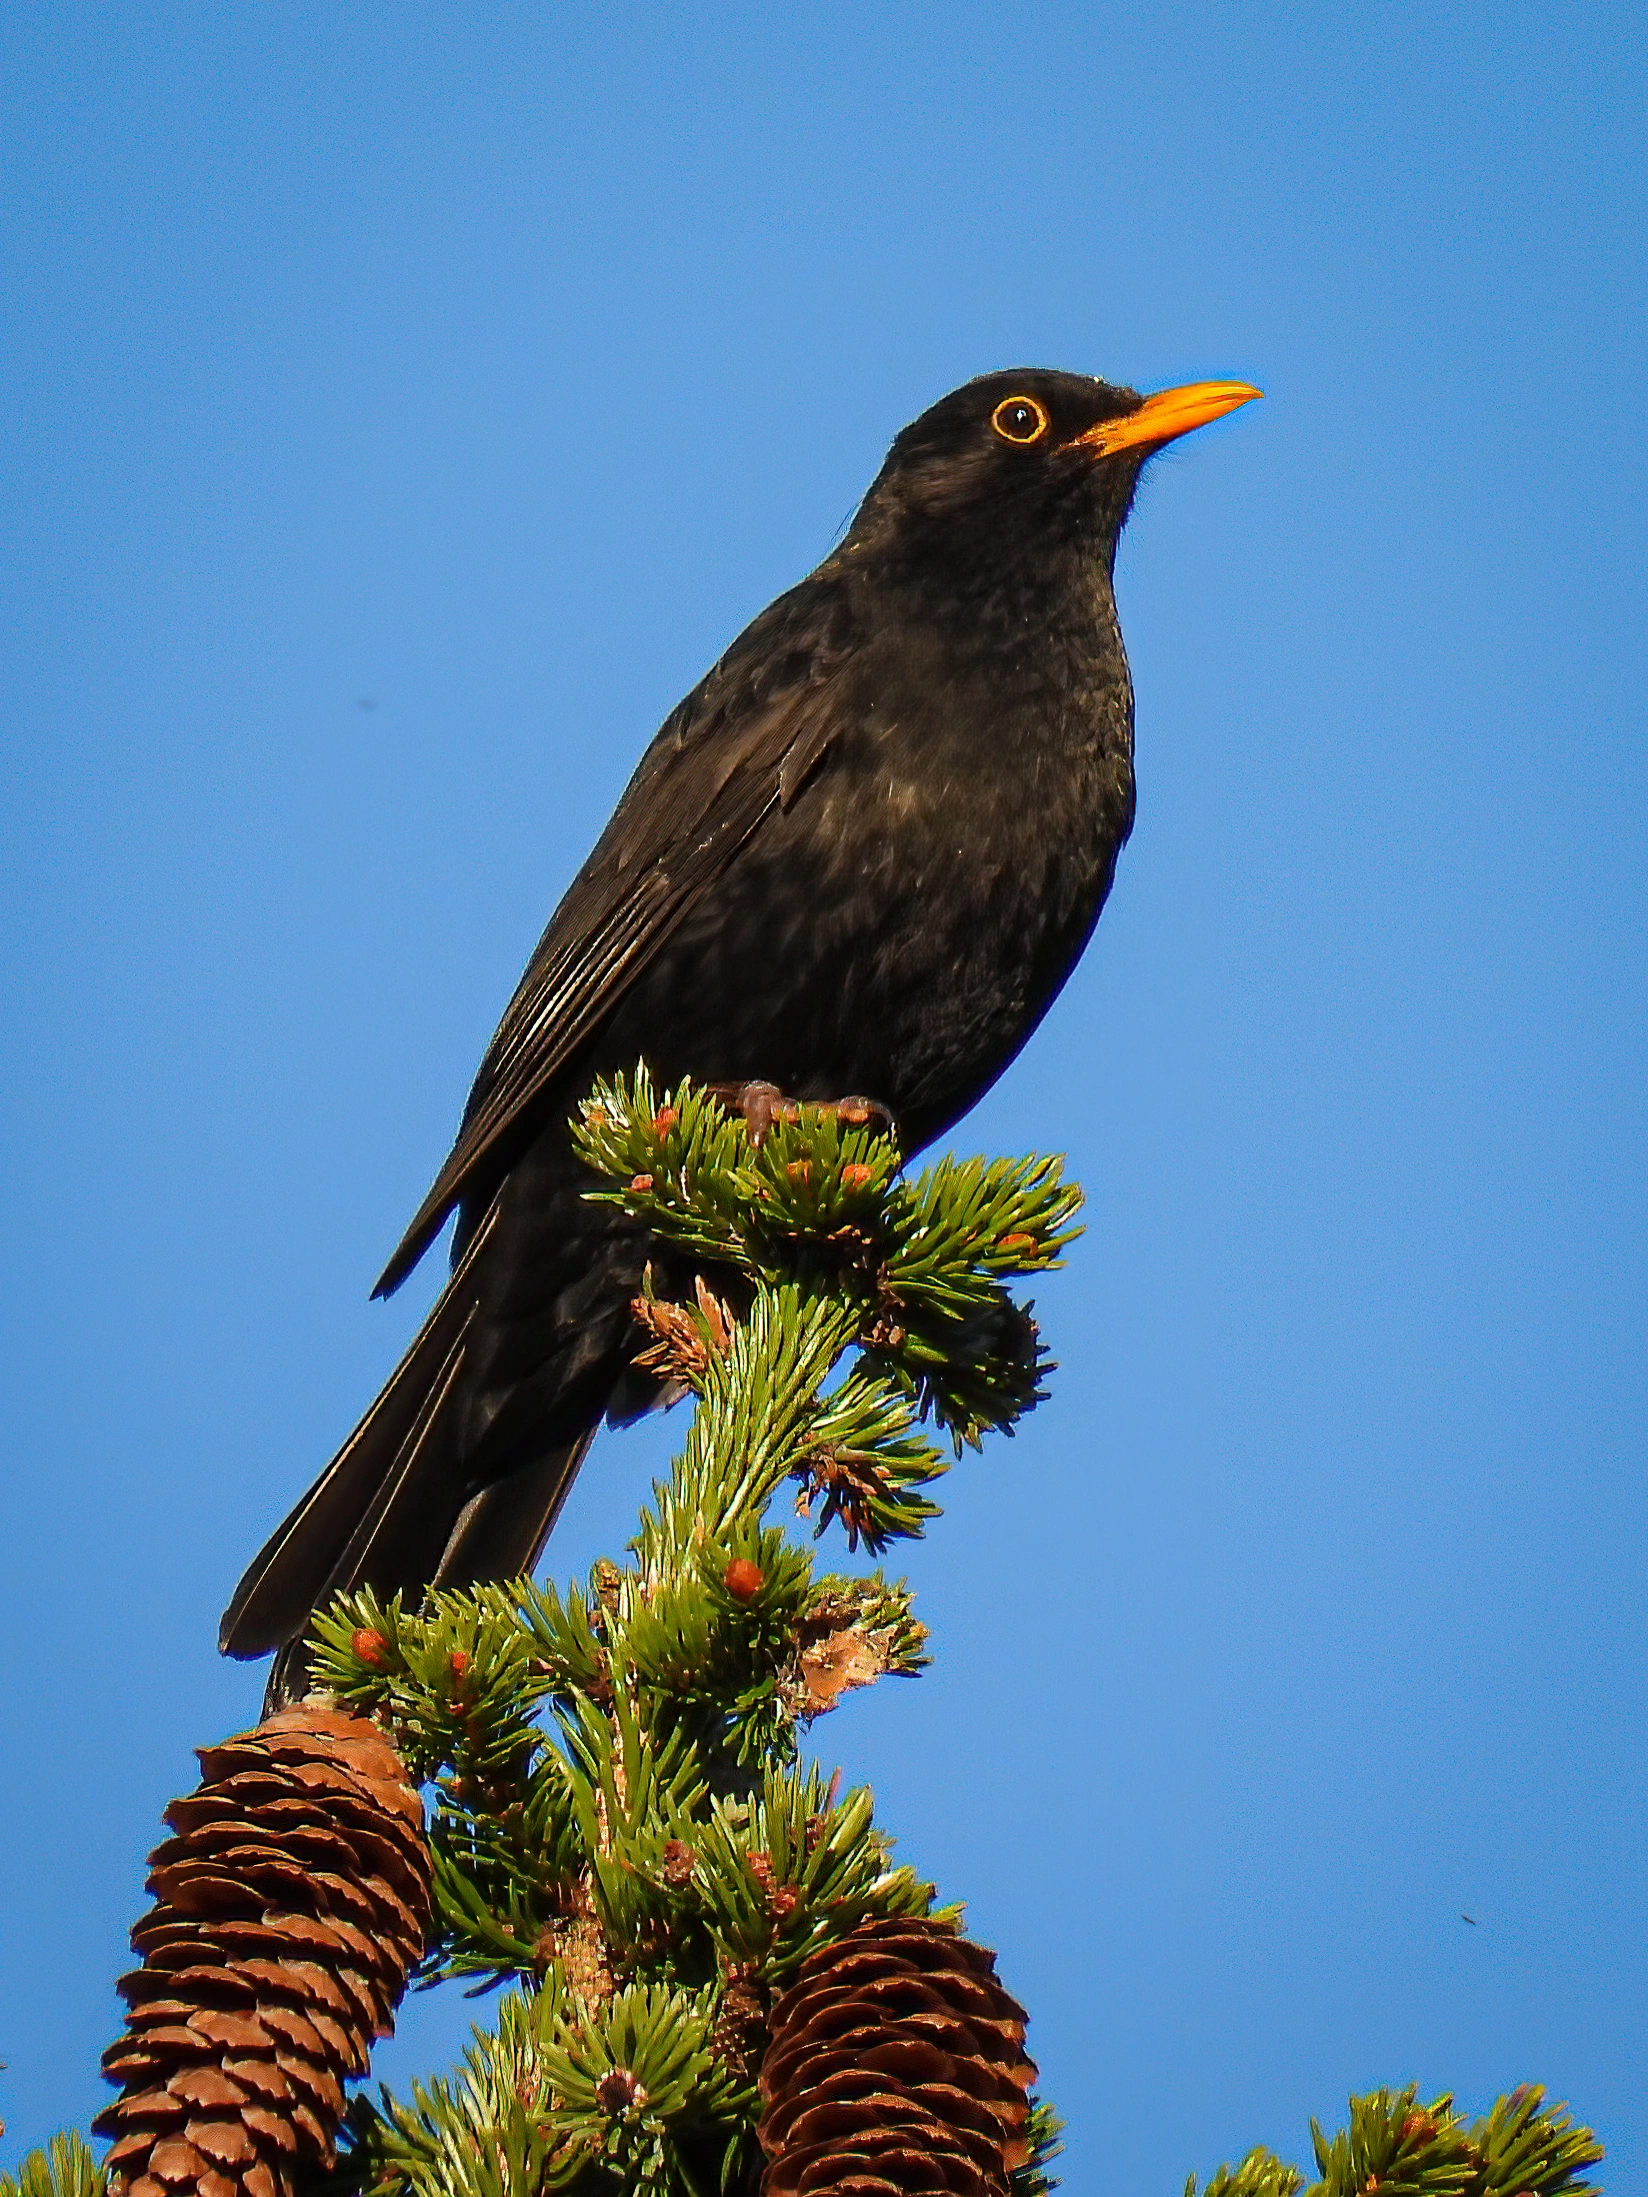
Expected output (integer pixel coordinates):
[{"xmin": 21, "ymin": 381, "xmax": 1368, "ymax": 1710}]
[{"xmin": 221, "ymin": 365, "xmax": 1256, "ymax": 1690}]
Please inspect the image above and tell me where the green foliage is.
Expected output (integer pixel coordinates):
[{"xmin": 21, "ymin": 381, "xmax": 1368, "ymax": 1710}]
[
  {"xmin": 335, "ymin": 1981, "xmax": 749, "ymax": 2197},
  {"xmin": 1011, "ymin": 2098, "xmax": 1069, "ymax": 2197},
  {"xmin": 301, "ymin": 1076, "xmax": 1066, "ymax": 2192},
  {"xmin": 29, "ymin": 1071, "xmax": 1606, "ymax": 2197},
  {"xmin": 259, "ymin": 1089, "xmax": 1620, "ymax": 2197},
  {"xmin": 1186, "ymin": 2085, "xmax": 1604, "ymax": 2197},
  {"xmin": 578, "ymin": 1067, "xmax": 1082, "ymax": 1515},
  {"xmin": 0, "ymin": 2136, "xmax": 105, "ymax": 2197},
  {"xmin": 1186, "ymin": 2154, "xmax": 1304, "ymax": 2197}
]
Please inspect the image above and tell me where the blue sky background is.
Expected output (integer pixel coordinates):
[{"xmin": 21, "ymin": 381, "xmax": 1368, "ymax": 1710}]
[{"xmin": 3, "ymin": 3, "xmax": 1644, "ymax": 2187}]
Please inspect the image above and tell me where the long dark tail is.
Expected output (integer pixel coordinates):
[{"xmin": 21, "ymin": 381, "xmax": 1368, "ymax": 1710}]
[{"xmin": 221, "ymin": 1138, "xmax": 646, "ymax": 1706}]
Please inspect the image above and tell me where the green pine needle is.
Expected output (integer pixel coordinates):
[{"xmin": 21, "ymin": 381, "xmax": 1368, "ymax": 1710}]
[
  {"xmin": 1190, "ymin": 2085, "xmax": 1604, "ymax": 2197},
  {"xmin": 0, "ymin": 2136, "xmax": 105, "ymax": 2197}
]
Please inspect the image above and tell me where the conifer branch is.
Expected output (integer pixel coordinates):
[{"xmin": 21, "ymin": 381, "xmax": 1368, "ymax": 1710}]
[
  {"xmin": 1185, "ymin": 2084, "xmax": 1603, "ymax": 2197},
  {"xmin": 32, "ymin": 1070, "xmax": 1604, "ymax": 2197}
]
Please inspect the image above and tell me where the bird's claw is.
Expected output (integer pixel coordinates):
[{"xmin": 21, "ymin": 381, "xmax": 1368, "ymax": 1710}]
[
  {"xmin": 705, "ymin": 1080, "xmax": 797, "ymax": 1144},
  {"xmin": 826, "ymin": 1094, "xmax": 897, "ymax": 1139},
  {"xmin": 706, "ymin": 1082, "xmax": 896, "ymax": 1148}
]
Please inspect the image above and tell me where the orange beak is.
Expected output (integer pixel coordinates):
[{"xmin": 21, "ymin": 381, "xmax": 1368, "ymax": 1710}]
[{"xmin": 1071, "ymin": 379, "xmax": 1262, "ymax": 459}]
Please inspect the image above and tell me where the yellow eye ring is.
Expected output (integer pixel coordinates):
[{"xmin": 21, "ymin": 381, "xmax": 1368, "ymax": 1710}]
[{"xmin": 991, "ymin": 395, "xmax": 1050, "ymax": 445}]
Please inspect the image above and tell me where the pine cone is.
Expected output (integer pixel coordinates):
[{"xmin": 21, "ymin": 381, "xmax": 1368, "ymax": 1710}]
[
  {"xmin": 757, "ymin": 1916, "xmax": 1036, "ymax": 2197},
  {"xmin": 711, "ymin": 1962, "xmax": 769, "ymax": 2084},
  {"xmin": 95, "ymin": 1705, "xmax": 431, "ymax": 2197}
]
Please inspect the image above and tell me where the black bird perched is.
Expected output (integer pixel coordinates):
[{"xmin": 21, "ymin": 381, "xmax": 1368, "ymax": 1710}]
[{"xmin": 222, "ymin": 366, "xmax": 1259, "ymax": 1694}]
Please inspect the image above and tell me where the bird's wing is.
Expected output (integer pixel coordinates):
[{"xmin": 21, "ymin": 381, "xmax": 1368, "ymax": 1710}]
[{"xmin": 373, "ymin": 576, "xmax": 856, "ymax": 1296}]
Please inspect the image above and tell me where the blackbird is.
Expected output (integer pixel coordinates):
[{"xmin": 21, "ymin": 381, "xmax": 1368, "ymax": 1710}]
[{"xmin": 222, "ymin": 366, "xmax": 1258, "ymax": 1689}]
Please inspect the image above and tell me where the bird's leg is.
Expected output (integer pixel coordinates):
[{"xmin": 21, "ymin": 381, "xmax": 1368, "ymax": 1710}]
[{"xmin": 704, "ymin": 1081, "xmax": 897, "ymax": 1148}]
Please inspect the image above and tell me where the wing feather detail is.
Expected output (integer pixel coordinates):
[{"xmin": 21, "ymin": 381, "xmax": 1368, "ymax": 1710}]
[{"xmin": 373, "ymin": 580, "xmax": 859, "ymax": 1296}]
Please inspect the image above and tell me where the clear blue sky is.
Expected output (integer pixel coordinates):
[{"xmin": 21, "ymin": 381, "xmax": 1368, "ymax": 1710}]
[{"xmin": 3, "ymin": 3, "xmax": 1644, "ymax": 2186}]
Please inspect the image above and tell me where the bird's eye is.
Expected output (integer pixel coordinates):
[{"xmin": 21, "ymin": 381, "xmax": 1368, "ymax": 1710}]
[{"xmin": 991, "ymin": 395, "xmax": 1050, "ymax": 445}]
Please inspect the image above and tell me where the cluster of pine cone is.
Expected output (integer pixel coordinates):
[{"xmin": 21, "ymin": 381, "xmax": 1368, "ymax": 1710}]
[{"xmin": 95, "ymin": 1709, "xmax": 1037, "ymax": 2197}]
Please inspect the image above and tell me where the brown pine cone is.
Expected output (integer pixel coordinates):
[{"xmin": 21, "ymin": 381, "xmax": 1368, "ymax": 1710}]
[
  {"xmin": 94, "ymin": 1704, "xmax": 431, "ymax": 2197},
  {"xmin": 711, "ymin": 1962, "xmax": 770, "ymax": 2084},
  {"xmin": 757, "ymin": 1916, "xmax": 1036, "ymax": 2197}
]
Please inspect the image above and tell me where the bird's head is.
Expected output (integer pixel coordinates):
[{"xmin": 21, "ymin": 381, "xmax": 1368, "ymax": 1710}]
[{"xmin": 849, "ymin": 367, "xmax": 1260, "ymax": 580}]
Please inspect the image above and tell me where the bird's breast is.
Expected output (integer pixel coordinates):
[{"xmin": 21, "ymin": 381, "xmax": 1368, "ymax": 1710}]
[{"xmin": 596, "ymin": 596, "xmax": 1134, "ymax": 1149}]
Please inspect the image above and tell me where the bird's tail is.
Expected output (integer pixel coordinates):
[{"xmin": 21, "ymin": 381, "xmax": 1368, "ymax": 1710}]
[{"xmin": 219, "ymin": 1206, "xmax": 596, "ymax": 1709}]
